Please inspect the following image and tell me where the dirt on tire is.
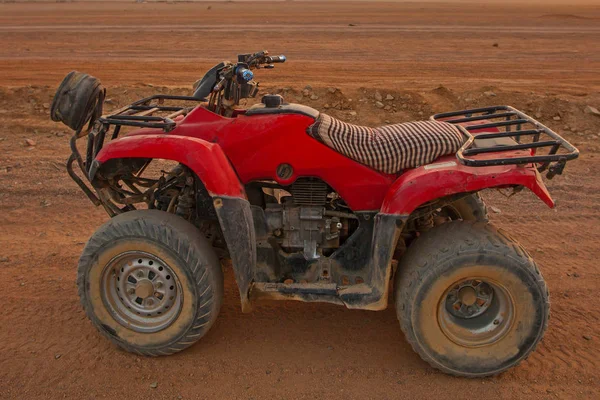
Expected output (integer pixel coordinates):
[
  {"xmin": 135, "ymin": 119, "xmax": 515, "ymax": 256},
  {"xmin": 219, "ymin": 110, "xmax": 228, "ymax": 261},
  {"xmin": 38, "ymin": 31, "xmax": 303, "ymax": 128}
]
[{"xmin": 1, "ymin": 1, "xmax": 599, "ymax": 399}]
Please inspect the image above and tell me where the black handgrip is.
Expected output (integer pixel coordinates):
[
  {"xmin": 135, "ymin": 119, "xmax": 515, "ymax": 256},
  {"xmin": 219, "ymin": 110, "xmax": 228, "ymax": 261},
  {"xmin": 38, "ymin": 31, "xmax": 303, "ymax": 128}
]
[{"xmin": 265, "ymin": 55, "xmax": 286, "ymax": 63}]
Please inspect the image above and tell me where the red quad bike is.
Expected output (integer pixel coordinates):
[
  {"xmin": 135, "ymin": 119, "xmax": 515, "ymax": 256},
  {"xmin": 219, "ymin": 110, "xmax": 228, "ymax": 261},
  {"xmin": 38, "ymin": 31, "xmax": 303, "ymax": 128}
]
[{"xmin": 51, "ymin": 51, "xmax": 578, "ymax": 377}]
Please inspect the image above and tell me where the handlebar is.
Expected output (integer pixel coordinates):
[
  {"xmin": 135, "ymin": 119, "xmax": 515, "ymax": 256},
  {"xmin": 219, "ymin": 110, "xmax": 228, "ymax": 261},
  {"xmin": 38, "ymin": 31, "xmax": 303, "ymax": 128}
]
[
  {"xmin": 206, "ymin": 51, "xmax": 286, "ymax": 113},
  {"xmin": 235, "ymin": 67, "xmax": 254, "ymax": 82},
  {"xmin": 264, "ymin": 55, "xmax": 286, "ymax": 64}
]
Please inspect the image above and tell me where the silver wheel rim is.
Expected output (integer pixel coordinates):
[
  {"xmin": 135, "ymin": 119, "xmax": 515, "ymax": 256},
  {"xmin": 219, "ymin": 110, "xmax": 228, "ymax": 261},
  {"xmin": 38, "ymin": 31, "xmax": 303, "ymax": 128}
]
[
  {"xmin": 101, "ymin": 251, "xmax": 183, "ymax": 333},
  {"xmin": 438, "ymin": 277, "xmax": 515, "ymax": 347}
]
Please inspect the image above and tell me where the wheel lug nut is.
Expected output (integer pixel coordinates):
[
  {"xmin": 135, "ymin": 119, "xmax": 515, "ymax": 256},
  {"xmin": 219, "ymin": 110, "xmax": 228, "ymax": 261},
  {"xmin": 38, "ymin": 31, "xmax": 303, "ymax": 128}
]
[{"xmin": 493, "ymin": 319, "xmax": 500, "ymax": 325}]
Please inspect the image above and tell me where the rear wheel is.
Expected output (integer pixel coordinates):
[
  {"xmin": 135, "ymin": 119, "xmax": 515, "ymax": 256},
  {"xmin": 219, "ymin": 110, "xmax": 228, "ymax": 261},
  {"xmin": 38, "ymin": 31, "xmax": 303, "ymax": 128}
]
[
  {"xmin": 395, "ymin": 221, "xmax": 548, "ymax": 377},
  {"xmin": 442, "ymin": 193, "xmax": 488, "ymax": 221},
  {"xmin": 77, "ymin": 209, "xmax": 223, "ymax": 355}
]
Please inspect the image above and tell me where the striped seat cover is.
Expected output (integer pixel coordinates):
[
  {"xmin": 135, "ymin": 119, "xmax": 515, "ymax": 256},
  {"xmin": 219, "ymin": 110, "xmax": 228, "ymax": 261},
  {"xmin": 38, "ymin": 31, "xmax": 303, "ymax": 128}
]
[{"xmin": 307, "ymin": 113, "xmax": 464, "ymax": 174}]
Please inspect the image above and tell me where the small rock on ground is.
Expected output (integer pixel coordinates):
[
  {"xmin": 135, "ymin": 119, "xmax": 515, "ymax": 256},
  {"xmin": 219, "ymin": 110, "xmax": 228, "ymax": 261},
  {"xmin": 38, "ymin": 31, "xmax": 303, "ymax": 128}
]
[
  {"xmin": 25, "ymin": 139, "xmax": 36, "ymax": 147},
  {"xmin": 490, "ymin": 206, "xmax": 501, "ymax": 214},
  {"xmin": 375, "ymin": 101, "xmax": 384, "ymax": 109},
  {"xmin": 584, "ymin": 105, "xmax": 600, "ymax": 117},
  {"xmin": 150, "ymin": 382, "xmax": 158, "ymax": 389}
]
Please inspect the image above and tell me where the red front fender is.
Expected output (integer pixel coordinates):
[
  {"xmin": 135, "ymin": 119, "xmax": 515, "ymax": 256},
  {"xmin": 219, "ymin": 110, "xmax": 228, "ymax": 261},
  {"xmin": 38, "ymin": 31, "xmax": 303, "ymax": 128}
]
[
  {"xmin": 381, "ymin": 156, "xmax": 553, "ymax": 215},
  {"xmin": 94, "ymin": 134, "xmax": 245, "ymax": 198}
]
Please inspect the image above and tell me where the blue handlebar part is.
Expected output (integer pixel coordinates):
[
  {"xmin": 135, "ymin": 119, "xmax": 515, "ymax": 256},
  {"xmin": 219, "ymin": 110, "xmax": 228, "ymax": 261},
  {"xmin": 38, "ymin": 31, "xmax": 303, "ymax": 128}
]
[{"xmin": 236, "ymin": 67, "xmax": 254, "ymax": 82}]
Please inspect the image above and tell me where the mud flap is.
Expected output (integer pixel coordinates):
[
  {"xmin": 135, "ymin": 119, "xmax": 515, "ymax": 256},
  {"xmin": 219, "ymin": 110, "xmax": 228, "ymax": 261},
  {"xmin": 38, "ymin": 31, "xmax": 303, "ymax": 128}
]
[
  {"xmin": 213, "ymin": 196, "xmax": 256, "ymax": 313},
  {"xmin": 339, "ymin": 213, "xmax": 406, "ymax": 310}
]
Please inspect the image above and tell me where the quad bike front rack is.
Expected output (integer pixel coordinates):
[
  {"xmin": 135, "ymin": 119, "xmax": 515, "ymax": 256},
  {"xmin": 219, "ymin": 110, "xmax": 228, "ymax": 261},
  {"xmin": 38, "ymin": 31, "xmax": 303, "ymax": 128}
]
[
  {"xmin": 98, "ymin": 94, "xmax": 200, "ymax": 132},
  {"xmin": 66, "ymin": 94, "xmax": 202, "ymax": 210},
  {"xmin": 432, "ymin": 106, "xmax": 579, "ymax": 179}
]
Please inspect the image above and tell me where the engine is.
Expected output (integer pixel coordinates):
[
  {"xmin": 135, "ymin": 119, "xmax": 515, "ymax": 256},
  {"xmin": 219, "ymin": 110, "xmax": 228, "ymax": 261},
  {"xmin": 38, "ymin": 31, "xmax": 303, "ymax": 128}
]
[{"xmin": 261, "ymin": 178, "xmax": 356, "ymax": 259}]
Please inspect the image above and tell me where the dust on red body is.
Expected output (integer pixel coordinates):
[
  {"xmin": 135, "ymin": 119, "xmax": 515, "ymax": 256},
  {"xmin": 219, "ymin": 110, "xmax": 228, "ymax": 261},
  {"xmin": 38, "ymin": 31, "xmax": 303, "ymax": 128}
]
[{"xmin": 95, "ymin": 105, "xmax": 554, "ymax": 214}]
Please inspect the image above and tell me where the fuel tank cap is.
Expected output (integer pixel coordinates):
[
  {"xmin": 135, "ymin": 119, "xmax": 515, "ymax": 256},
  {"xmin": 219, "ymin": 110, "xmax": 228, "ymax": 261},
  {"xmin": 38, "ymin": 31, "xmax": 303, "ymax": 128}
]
[{"xmin": 262, "ymin": 94, "xmax": 284, "ymax": 108}]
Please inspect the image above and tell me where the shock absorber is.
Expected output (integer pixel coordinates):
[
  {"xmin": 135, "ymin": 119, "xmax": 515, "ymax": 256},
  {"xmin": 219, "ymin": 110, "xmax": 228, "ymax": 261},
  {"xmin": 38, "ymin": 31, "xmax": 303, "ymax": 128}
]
[
  {"xmin": 416, "ymin": 214, "xmax": 435, "ymax": 233},
  {"xmin": 175, "ymin": 175, "xmax": 195, "ymax": 221}
]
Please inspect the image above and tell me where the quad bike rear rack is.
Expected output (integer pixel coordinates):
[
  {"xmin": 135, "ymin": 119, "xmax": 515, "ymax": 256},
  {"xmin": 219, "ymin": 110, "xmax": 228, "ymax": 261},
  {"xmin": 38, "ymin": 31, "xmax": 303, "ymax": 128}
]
[{"xmin": 432, "ymin": 106, "xmax": 579, "ymax": 179}]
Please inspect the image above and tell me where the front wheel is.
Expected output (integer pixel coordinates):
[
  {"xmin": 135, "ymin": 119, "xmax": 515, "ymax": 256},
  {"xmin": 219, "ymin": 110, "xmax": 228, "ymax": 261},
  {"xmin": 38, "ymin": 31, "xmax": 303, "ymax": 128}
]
[
  {"xmin": 77, "ymin": 209, "xmax": 223, "ymax": 356},
  {"xmin": 395, "ymin": 221, "xmax": 549, "ymax": 377}
]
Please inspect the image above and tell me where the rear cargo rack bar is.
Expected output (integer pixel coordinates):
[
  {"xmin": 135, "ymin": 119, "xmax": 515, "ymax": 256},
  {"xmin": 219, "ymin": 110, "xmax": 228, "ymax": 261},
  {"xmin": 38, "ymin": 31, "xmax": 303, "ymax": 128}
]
[{"xmin": 432, "ymin": 105, "xmax": 579, "ymax": 179}]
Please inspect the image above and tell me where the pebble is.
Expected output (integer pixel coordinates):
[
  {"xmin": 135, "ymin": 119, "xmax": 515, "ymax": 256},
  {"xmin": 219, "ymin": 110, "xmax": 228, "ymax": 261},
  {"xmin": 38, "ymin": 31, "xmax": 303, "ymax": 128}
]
[
  {"xmin": 384, "ymin": 105, "xmax": 391, "ymax": 111},
  {"xmin": 25, "ymin": 139, "xmax": 36, "ymax": 147},
  {"xmin": 484, "ymin": 91, "xmax": 496, "ymax": 97},
  {"xmin": 302, "ymin": 89, "xmax": 310, "ymax": 97},
  {"xmin": 490, "ymin": 206, "xmax": 502, "ymax": 214},
  {"xmin": 150, "ymin": 382, "xmax": 158, "ymax": 389},
  {"xmin": 349, "ymin": 111, "xmax": 357, "ymax": 116},
  {"xmin": 43, "ymin": 103, "xmax": 50, "ymax": 109},
  {"xmin": 54, "ymin": 354, "xmax": 61, "ymax": 360},
  {"xmin": 583, "ymin": 335, "xmax": 592, "ymax": 341},
  {"xmin": 584, "ymin": 105, "xmax": 600, "ymax": 117},
  {"xmin": 323, "ymin": 104, "xmax": 330, "ymax": 109},
  {"xmin": 553, "ymin": 116, "xmax": 561, "ymax": 121},
  {"xmin": 386, "ymin": 94, "xmax": 394, "ymax": 101},
  {"xmin": 0, "ymin": 257, "xmax": 9, "ymax": 263},
  {"xmin": 327, "ymin": 87, "xmax": 337, "ymax": 94},
  {"xmin": 375, "ymin": 101, "xmax": 384, "ymax": 109},
  {"xmin": 374, "ymin": 91, "xmax": 383, "ymax": 102},
  {"xmin": 310, "ymin": 94, "xmax": 319, "ymax": 100}
]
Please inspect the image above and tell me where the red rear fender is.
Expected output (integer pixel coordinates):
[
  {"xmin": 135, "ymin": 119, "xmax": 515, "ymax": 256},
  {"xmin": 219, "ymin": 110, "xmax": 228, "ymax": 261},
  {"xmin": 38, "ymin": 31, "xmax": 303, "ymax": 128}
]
[
  {"xmin": 381, "ymin": 156, "xmax": 553, "ymax": 215},
  {"xmin": 93, "ymin": 134, "xmax": 245, "ymax": 198}
]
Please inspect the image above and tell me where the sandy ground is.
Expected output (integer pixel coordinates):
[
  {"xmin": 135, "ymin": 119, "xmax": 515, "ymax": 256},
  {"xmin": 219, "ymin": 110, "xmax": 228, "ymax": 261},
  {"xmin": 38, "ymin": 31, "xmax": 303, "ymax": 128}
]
[{"xmin": 1, "ymin": 1, "xmax": 599, "ymax": 399}]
